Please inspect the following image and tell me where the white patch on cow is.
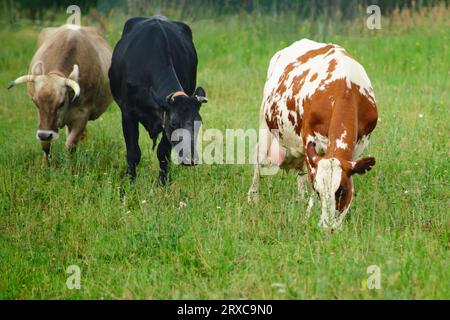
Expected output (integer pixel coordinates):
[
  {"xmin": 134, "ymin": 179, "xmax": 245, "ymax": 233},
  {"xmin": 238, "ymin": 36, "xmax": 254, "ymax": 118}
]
[
  {"xmin": 313, "ymin": 131, "xmax": 329, "ymax": 155},
  {"xmin": 353, "ymin": 135, "xmax": 370, "ymax": 160},
  {"xmin": 36, "ymin": 130, "xmax": 59, "ymax": 141},
  {"xmin": 336, "ymin": 130, "xmax": 348, "ymax": 150},
  {"xmin": 314, "ymin": 158, "xmax": 342, "ymax": 229}
]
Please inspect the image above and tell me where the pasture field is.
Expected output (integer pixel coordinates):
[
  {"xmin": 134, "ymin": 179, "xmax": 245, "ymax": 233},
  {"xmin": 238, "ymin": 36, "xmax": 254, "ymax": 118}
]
[{"xmin": 0, "ymin": 8, "xmax": 449, "ymax": 299}]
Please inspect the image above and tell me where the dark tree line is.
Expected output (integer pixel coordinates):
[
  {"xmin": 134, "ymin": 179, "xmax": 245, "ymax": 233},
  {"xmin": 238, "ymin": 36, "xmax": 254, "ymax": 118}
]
[{"xmin": 4, "ymin": 0, "xmax": 448, "ymax": 21}]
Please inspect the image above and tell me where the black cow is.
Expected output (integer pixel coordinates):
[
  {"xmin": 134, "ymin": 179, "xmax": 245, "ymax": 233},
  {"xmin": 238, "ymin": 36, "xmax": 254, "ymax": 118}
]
[{"xmin": 109, "ymin": 16, "xmax": 208, "ymax": 184}]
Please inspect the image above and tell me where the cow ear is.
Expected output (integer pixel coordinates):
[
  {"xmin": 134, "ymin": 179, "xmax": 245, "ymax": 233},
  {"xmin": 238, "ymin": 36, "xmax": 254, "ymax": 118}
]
[
  {"xmin": 194, "ymin": 87, "xmax": 208, "ymax": 104},
  {"xmin": 31, "ymin": 61, "xmax": 45, "ymax": 76},
  {"xmin": 306, "ymin": 142, "xmax": 320, "ymax": 168},
  {"xmin": 350, "ymin": 157, "xmax": 376, "ymax": 176}
]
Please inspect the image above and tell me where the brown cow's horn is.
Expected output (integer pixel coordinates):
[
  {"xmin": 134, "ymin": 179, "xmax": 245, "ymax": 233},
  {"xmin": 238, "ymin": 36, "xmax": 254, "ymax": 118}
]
[
  {"xmin": 7, "ymin": 75, "xmax": 36, "ymax": 89},
  {"xmin": 64, "ymin": 79, "xmax": 80, "ymax": 102}
]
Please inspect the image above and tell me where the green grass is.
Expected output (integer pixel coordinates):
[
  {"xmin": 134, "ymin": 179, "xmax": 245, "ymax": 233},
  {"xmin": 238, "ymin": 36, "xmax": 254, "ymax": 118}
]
[{"xmin": 0, "ymin": 12, "xmax": 449, "ymax": 299}]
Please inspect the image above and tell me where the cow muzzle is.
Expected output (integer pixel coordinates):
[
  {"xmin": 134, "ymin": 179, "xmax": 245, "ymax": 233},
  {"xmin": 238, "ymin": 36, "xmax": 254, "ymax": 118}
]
[
  {"xmin": 318, "ymin": 207, "xmax": 347, "ymax": 231},
  {"xmin": 36, "ymin": 130, "xmax": 59, "ymax": 142}
]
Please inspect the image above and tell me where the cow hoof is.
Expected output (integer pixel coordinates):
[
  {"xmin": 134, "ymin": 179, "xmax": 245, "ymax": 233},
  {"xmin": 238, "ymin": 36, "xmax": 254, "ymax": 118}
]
[
  {"xmin": 126, "ymin": 173, "xmax": 136, "ymax": 183},
  {"xmin": 247, "ymin": 191, "xmax": 259, "ymax": 203},
  {"xmin": 159, "ymin": 174, "xmax": 168, "ymax": 186}
]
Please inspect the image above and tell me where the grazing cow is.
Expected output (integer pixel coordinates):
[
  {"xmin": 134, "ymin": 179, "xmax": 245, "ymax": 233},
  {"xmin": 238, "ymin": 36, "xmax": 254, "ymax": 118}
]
[
  {"xmin": 248, "ymin": 39, "xmax": 378, "ymax": 230},
  {"xmin": 109, "ymin": 16, "xmax": 208, "ymax": 184},
  {"xmin": 8, "ymin": 24, "xmax": 112, "ymax": 157}
]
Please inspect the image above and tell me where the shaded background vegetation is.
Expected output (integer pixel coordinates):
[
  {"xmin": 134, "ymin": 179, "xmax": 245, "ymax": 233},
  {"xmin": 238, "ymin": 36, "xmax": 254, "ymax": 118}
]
[{"xmin": 2, "ymin": 0, "xmax": 449, "ymax": 24}]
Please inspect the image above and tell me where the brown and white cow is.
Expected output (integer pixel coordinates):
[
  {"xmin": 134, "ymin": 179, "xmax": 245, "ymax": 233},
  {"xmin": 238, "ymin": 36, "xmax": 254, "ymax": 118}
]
[
  {"xmin": 248, "ymin": 39, "xmax": 378, "ymax": 230},
  {"xmin": 8, "ymin": 24, "xmax": 112, "ymax": 157}
]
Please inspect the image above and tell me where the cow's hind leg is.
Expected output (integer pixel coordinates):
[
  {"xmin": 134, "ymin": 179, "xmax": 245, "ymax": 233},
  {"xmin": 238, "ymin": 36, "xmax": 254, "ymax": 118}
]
[
  {"xmin": 248, "ymin": 144, "xmax": 261, "ymax": 203},
  {"xmin": 248, "ymin": 125, "xmax": 272, "ymax": 203},
  {"xmin": 157, "ymin": 133, "xmax": 171, "ymax": 185},
  {"xmin": 121, "ymin": 111, "xmax": 141, "ymax": 181}
]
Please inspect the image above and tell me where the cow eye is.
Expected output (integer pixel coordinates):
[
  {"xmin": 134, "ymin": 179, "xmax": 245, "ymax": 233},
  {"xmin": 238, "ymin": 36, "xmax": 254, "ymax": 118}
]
[{"xmin": 169, "ymin": 119, "xmax": 179, "ymax": 128}]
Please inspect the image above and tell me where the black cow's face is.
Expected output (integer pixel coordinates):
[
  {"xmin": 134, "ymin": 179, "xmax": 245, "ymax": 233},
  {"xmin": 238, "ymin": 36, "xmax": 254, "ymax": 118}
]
[{"xmin": 163, "ymin": 87, "xmax": 208, "ymax": 166}]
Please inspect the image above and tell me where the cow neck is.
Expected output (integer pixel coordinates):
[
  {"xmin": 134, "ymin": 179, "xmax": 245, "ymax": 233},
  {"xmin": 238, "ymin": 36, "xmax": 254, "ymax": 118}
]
[{"xmin": 325, "ymin": 103, "xmax": 358, "ymax": 161}]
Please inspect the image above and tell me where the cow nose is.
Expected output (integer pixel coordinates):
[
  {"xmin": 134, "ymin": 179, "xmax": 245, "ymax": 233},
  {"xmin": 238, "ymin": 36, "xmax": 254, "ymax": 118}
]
[{"xmin": 38, "ymin": 132, "xmax": 53, "ymax": 141}]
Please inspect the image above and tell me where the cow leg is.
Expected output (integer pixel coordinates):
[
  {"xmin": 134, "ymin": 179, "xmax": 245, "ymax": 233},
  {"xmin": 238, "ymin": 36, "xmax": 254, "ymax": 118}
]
[
  {"xmin": 297, "ymin": 172, "xmax": 308, "ymax": 199},
  {"xmin": 121, "ymin": 112, "xmax": 141, "ymax": 181},
  {"xmin": 65, "ymin": 117, "xmax": 88, "ymax": 153},
  {"xmin": 248, "ymin": 158, "xmax": 261, "ymax": 203},
  {"xmin": 248, "ymin": 140, "xmax": 265, "ymax": 203},
  {"xmin": 248, "ymin": 122, "xmax": 272, "ymax": 203},
  {"xmin": 157, "ymin": 133, "xmax": 171, "ymax": 185}
]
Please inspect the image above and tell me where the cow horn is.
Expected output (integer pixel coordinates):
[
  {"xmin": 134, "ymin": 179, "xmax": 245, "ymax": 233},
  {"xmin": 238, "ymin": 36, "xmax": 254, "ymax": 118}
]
[
  {"xmin": 7, "ymin": 75, "xmax": 36, "ymax": 89},
  {"xmin": 64, "ymin": 78, "xmax": 80, "ymax": 102}
]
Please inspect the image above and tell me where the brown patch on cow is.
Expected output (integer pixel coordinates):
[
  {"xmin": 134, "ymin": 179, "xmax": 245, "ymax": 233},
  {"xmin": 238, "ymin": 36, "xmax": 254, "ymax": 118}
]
[
  {"xmin": 275, "ymin": 62, "xmax": 296, "ymax": 96},
  {"xmin": 302, "ymin": 79, "xmax": 378, "ymax": 161},
  {"xmin": 327, "ymin": 59, "xmax": 337, "ymax": 74},
  {"xmin": 357, "ymin": 92, "xmax": 378, "ymax": 138},
  {"xmin": 325, "ymin": 49, "xmax": 335, "ymax": 57},
  {"xmin": 287, "ymin": 113, "xmax": 295, "ymax": 126},
  {"xmin": 286, "ymin": 96, "xmax": 296, "ymax": 111},
  {"xmin": 296, "ymin": 44, "xmax": 335, "ymax": 64},
  {"xmin": 310, "ymin": 73, "xmax": 318, "ymax": 82},
  {"xmin": 265, "ymin": 102, "xmax": 279, "ymax": 131},
  {"xmin": 291, "ymin": 70, "xmax": 310, "ymax": 95}
]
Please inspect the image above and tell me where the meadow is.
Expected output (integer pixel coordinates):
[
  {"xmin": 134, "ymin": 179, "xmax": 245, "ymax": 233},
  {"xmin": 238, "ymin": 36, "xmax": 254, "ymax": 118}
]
[{"xmin": 0, "ymin": 6, "xmax": 449, "ymax": 299}]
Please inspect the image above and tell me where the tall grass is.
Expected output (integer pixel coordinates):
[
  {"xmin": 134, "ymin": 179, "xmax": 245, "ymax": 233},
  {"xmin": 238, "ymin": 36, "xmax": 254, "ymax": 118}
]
[{"xmin": 0, "ymin": 5, "xmax": 448, "ymax": 299}]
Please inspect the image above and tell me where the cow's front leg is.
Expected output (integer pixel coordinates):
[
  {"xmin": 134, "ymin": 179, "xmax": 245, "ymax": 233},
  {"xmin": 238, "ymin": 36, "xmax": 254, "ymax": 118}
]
[
  {"xmin": 66, "ymin": 117, "xmax": 88, "ymax": 153},
  {"xmin": 121, "ymin": 112, "xmax": 141, "ymax": 181},
  {"xmin": 157, "ymin": 133, "xmax": 171, "ymax": 185},
  {"xmin": 297, "ymin": 172, "xmax": 308, "ymax": 200}
]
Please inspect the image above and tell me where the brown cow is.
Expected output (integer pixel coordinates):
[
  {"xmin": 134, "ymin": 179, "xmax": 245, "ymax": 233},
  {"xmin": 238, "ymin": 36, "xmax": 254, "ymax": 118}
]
[
  {"xmin": 248, "ymin": 39, "xmax": 378, "ymax": 230},
  {"xmin": 8, "ymin": 24, "xmax": 112, "ymax": 157}
]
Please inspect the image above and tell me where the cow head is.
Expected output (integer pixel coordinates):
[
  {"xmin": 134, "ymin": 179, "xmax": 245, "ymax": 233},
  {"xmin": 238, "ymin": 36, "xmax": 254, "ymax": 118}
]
[
  {"xmin": 306, "ymin": 142, "xmax": 375, "ymax": 230},
  {"xmin": 154, "ymin": 87, "xmax": 207, "ymax": 166},
  {"xmin": 8, "ymin": 62, "xmax": 80, "ymax": 153}
]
